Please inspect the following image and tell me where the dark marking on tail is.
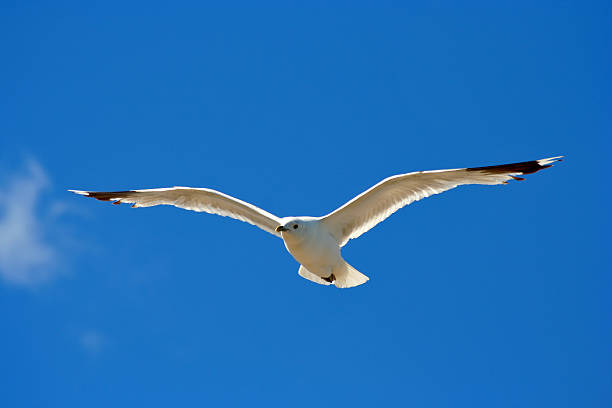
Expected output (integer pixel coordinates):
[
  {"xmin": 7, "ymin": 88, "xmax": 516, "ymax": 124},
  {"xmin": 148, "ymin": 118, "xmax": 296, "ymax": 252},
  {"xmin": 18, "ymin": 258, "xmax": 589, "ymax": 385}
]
[{"xmin": 322, "ymin": 273, "xmax": 336, "ymax": 283}]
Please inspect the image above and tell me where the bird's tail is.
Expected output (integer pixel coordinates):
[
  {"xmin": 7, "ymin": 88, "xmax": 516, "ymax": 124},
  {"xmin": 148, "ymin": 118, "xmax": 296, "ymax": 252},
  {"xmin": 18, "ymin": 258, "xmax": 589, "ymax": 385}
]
[
  {"xmin": 332, "ymin": 260, "xmax": 369, "ymax": 288},
  {"xmin": 298, "ymin": 265, "xmax": 333, "ymax": 286},
  {"xmin": 297, "ymin": 261, "xmax": 369, "ymax": 288}
]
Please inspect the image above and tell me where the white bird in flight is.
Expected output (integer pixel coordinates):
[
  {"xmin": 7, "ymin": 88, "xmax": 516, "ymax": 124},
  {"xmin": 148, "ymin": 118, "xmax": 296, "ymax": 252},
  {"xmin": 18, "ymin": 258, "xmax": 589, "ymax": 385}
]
[{"xmin": 70, "ymin": 156, "xmax": 562, "ymax": 288}]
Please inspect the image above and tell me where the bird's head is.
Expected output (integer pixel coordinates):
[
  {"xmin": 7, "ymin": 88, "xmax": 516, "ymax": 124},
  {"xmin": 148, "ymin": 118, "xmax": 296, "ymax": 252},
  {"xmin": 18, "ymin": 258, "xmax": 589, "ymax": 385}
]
[
  {"xmin": 276, "ymin": 219, "xmax": 301, "ymax": 233},
  {"xmin": 275, "ymin": 218, "xmax": 311, "ymax": 240},
  {"xmin": 276, "ymin": 217, "xmax": 319, "ymax": 239}
]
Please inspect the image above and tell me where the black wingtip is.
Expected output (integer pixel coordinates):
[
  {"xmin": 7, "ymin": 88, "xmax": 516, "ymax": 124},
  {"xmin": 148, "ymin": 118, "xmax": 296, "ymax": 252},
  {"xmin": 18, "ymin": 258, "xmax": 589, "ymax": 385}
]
[
  {"xmin": 466, "ymin": 156, "xmax": 563, "ymax": 176},
  {"xmin": 69, "ymin": 189, "xmax": 134, "ymax": 202}
]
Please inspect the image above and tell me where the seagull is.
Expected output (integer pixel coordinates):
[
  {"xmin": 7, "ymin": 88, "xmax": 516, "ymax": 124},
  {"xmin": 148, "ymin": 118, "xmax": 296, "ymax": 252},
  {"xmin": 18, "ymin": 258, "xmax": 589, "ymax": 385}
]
[{"xmin": 70, "ymin": 156, "xmax": 562, "ymax": 288}]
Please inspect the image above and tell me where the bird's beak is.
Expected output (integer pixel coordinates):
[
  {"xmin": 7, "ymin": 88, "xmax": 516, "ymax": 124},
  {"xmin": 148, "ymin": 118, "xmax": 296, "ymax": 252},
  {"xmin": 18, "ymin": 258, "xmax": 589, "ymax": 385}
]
[{"xmin": 276, "ymin": 225, "xmax": 288, "ymax": 232}]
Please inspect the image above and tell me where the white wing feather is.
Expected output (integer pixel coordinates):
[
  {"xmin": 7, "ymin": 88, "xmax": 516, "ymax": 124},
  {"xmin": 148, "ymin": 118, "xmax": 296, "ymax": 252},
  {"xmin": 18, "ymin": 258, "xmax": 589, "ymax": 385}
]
[
  {"xmin": 320, "ymin": 157, "xmax": 562, "ymax": 246},
  {"xmin": 69, "ymin": 187, "xmax": 282, "ymax": 237}
]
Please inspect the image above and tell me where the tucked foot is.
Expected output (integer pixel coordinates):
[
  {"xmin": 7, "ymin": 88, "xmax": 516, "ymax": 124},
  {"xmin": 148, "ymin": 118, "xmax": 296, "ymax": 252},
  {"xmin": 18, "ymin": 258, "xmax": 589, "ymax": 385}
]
[{"xmin": 322, "ymin": 273, "xmax": 336, "ymax": 283}]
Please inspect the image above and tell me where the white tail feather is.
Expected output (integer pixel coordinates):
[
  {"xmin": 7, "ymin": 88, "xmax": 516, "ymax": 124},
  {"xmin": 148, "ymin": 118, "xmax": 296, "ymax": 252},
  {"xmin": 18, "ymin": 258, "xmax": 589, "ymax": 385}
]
[
  {"xmin": 332, "ymin": 260, "xmax": 369, "ymax": 288},
  {"xmin": 298, "ymin": 265, "xmax": 333, "ymax": 286},
  {"xmin": 297, "ymin": 261, "xmax": 369, "ymax": 288}
]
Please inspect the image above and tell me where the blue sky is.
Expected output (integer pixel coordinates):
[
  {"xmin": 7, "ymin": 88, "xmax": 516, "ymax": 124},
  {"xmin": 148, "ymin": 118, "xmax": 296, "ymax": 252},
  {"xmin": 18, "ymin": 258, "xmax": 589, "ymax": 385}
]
[{"xmin": 1, "ymin": 2, "xmax": 610, "ymax": 407}]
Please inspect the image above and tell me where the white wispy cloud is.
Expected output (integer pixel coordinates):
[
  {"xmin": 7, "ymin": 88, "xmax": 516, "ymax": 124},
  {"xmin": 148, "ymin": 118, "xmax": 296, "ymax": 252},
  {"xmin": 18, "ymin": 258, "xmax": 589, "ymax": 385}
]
[
  {"xmin": 78, "ymin": 330, "xmax": 108, "ymax": 354},
  {"xmin": 0, "ymin": 160, "xmax": 59, "ymax": 286}
]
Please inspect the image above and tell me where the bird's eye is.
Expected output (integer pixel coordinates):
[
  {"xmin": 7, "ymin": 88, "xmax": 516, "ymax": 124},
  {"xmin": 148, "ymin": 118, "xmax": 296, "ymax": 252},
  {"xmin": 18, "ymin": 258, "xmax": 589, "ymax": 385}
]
[{"xmin": 293, "ymin": 225, "xmax": 298, "ymax": 229}]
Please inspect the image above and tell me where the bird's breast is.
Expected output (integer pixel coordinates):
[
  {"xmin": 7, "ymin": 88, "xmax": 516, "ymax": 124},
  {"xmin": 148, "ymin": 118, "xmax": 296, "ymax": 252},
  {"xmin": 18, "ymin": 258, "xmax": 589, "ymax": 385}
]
[{"xmin": 283, "ymin": 228, "xmax": 340, "ymax": 268}]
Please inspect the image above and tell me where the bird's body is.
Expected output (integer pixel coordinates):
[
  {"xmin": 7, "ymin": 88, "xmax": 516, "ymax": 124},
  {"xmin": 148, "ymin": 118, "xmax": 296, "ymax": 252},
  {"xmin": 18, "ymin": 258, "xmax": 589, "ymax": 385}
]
[
  {"xmin": 70, "ymin": 156, "xmax": 562, "ymax": 288},
  {"xmin": 276, "ymin": 217, "xmax": 365, "ymax": 287},
  {"xmin": 280, "ymin": 217, "xmax": 340, "ymax": 274}
]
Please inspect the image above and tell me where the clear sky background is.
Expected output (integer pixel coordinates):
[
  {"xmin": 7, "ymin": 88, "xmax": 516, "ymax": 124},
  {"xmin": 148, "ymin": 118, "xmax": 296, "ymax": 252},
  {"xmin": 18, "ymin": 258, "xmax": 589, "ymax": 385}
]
[{"xmin": 1, "ymin": 2, "xmax": 610, "ymax": 407}]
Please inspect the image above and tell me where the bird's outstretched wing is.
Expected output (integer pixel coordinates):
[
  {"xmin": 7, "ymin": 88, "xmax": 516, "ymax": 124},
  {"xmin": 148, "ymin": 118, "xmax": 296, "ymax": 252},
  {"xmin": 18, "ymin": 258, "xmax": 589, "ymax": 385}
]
[
  {"xmin": 69, "ymin": 187, "xmax": 282, "ymax": 237},
  {"xmin": 320, "ymin": 156, "xmax": 562, "ymax": 246}
]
